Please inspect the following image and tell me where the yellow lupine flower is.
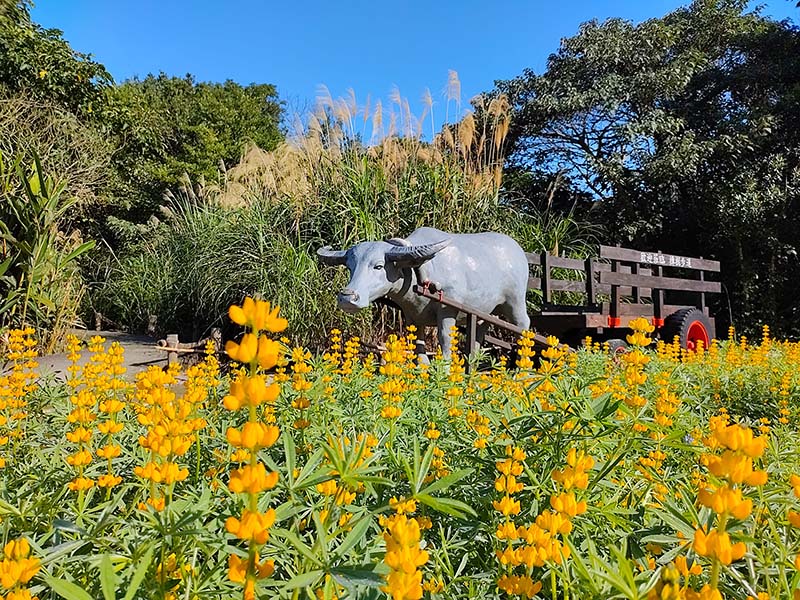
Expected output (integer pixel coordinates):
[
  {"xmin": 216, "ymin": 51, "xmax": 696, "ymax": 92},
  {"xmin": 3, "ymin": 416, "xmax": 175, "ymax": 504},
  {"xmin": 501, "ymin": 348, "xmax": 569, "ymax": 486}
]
[
  {"xmin": 0, "ymin": 538, "xmax": 39, "ymax": 591},
  {"xmin": 228, "ymin": 463, "xmax": 279, "ymax": 495},
  {"xmin": 226, "ymin": 422, "xmax": 280, "ymax": 451},
  {"xmin": 492, "ymin": 496, "xmax": 521, "ymax": 516},
  {"xmin": 550, "ymin": 491, "xmax": 587, "ymax": 517},
  {"xmin": 497, "ymin": 574, "xmax": 542, "ymax": 598},
  {"xmin": 229, "ymin": 298, "xmax": 288, "ymax": 333},
  {"xmin": 225, "ymin": 508, "xmax": 276, "ymax": 544},
  {"xmin": 381, "ymin": 514, "xmax": 428, "ymax": 600},
  {"xmin": 698, "ymin": 485, "xmax": 752, "ymax": 519},
  {"xmin": 223, "ymin": 375, "xmax": 280, "ymax": 411},
  {"xmin": 693, "ymin": 528, "xmax": 746, "ymax": 565},
  {"xmin": 788, "ymin": 511, "xmax": 800, "ymax": 528},
  {"xmin": 226, "ymin": 333, "xmax": 258, "ymax": 364}
]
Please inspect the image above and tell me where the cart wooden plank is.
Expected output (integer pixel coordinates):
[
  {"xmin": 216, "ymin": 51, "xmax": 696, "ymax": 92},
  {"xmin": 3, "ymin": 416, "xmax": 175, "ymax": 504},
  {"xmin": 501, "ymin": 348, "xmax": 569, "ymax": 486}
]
[
  {"xmin": 483, "ymin": 334, "xmax": 514, "ymax": 351},
  {"xmin": 599, "ymin": 245, "xmax": 720, "ymax": 272},
  {"xmin": 599, "ymin": 270, "xmax": 721, "ymax": 293},
  {"xmin": 528, "ymin": 277, "xmax": 652, "ymax": 297}
]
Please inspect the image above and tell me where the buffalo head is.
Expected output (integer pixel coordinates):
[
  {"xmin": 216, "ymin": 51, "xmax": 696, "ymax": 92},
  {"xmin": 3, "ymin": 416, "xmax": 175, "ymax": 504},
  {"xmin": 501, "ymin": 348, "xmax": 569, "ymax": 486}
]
[{"xmin": 317, "ymin": 238, "xmax": 449, "ymax": 313}]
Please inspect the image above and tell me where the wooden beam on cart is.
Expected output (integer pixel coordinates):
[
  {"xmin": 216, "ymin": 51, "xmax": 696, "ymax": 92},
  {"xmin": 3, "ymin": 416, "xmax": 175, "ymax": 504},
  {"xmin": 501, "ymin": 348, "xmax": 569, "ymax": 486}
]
[
  {"xmin": 598, "ymin": 245, "xmax": 721, "ymax": 272},
  {"xmin": 413, "ymin": 284, "xmax": 557, "ymax": 350},
  {"xmin": 598, "ymin": 271, "xmax": 721, "ymax": 294}
]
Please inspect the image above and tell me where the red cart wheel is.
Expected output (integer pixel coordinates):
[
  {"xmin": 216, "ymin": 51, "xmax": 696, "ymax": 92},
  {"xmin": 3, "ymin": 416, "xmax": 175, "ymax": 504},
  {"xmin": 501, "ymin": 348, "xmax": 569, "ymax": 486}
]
[
  {"xmin": 606, "ymin": 338, "xmax": 629, "ymax": 355},
  {"xmin": 661, "ymin": 308, "xmax": 715, "ymax": 350}
]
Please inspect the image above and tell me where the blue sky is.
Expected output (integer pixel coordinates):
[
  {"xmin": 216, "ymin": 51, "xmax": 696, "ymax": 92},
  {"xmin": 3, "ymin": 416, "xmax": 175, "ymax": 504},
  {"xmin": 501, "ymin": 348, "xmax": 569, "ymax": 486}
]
[{"xmin": 32, "ymin": 1, "xmax": 798, "ymax": 127}]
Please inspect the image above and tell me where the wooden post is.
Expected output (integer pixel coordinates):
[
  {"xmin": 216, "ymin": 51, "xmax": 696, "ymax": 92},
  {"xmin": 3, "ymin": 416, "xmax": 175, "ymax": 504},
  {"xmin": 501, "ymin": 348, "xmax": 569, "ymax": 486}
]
[
  {"xmin": 166, "ymin": 333, "xmax": 179, "ymax": 366},
  {"xmin": 631, "ymin": 262, "xmax": 640, "ymax": 303},
  {"xmin": 465, "ymin": 313, "xmax": 478, "ymax": 374},
  {"xmin": 654, "ymin": 264, "xmax": 664, "ymax": 322},
  {"xmin": 585, "ymin": 257, "xmax": 596, "ymax": 306},
  {"xmin": 698, "ymin": 257, "xmax": 707, "ymax": 313},
  {"xmin": 210, "ymin": 327, "xmax": 222, "ymax": 350},
  {"xmin": 610, "ymin": 259, "xmax": 620, "ymax": 327},
  {"xmin": 542, "ymin": 252, "xmax": 552, "ymax": 307},
  {"xmin": 94, "ymin": 312, "xmax": 102, "ymax": 331}
]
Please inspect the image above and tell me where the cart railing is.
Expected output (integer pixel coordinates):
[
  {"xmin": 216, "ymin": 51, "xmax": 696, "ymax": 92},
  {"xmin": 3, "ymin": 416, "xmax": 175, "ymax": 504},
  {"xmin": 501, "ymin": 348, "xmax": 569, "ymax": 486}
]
[
  {"xmin": 526, "ymin": 246, "xmax": 720, "ymax": 326},
  {"xmin": 597, "ymin": 246, "xmax": 720, "ymax": 326}
]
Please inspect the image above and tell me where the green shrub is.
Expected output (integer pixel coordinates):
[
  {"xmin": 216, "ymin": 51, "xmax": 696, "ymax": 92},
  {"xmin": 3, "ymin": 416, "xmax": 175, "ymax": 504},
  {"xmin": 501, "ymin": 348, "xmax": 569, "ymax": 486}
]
[{"xmin": 0, "ymin": 151, "xmax": 95, "ymax": 351}]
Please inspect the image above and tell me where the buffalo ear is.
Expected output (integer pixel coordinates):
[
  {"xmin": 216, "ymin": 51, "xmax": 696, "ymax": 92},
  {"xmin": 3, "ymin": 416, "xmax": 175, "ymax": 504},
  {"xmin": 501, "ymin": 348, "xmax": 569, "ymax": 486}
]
[
  {"xmin": 316, "ymin": 246, "xmax": 348, "ymax": 266},
  {"xmin": 384, "ymin": 239, "xmax": 450, "ymax": 266}
]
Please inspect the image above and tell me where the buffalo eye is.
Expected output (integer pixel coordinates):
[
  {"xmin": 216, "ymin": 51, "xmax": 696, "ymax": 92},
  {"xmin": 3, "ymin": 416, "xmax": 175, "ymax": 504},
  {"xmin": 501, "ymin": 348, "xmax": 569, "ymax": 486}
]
[{"xmin": 374, "ymin": 264, "xmax": 384, "ymax": 270}]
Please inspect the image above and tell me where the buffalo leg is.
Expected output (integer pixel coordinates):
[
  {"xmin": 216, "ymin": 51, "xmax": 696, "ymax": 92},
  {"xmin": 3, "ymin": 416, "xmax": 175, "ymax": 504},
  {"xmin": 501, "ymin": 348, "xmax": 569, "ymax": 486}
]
[
  {"xmin": 508, "ymin": 301, "xmax": 531, "ymax": 331},
  {"xmin": 413, "ymin": 325, "xmax": 430, "ymax": 365},
  {"xmin": 437, "ymin": 308, "xmax": 458, "ymax": 360},
  {"xmin": 477, "ymin": 319, "xmax": 490, "ymax": 347}
]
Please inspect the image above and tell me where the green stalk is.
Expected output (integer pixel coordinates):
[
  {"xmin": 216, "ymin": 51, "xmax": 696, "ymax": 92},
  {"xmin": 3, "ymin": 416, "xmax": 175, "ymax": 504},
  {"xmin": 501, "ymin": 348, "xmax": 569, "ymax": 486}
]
[
  {"xmin": 710, "ymin": 512, "xmax": 729, "ymax": 590},
  {"xmin": 195, "ymin": 435, "xmax": 201, "ymax": 483}
]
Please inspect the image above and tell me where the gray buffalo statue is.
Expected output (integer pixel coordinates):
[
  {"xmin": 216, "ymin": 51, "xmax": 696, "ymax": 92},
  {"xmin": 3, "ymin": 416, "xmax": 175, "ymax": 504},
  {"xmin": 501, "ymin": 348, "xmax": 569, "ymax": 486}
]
[{"xmin": 316, "ymin": 227, "xmax": 530, "ymax": 359}]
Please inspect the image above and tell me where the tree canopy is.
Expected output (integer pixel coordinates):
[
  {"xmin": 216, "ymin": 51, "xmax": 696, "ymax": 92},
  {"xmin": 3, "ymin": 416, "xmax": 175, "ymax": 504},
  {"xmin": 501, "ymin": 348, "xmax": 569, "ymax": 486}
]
[
  {"xmin": 0, "ymin": 0, "xmax": 111, "ymax": 115},
  {"xmin": 0, "ymin": 1, "xmax": 284, "ymax": 223},
  {"xmin": 106, "ymin": 74, "xmax": 283, "ymax": 214},
  {"xmin": 497, "ymin": 0, "xmax": 800, "ymax": 335}
]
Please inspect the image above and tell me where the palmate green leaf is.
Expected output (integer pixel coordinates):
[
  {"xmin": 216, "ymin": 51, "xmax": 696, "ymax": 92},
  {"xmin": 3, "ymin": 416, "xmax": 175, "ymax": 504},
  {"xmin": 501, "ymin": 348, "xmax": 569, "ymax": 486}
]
[
  {"xmin": 330, "ymin": 565, "xmax": 385, "ymax": 589},
  {"xmin": 99, "ymin": 554, "xmax": 116, "ymax": 600},
  {"xmin": 589, "ymin": 446, "xmax": 627, "ymax": 491},
  {"xmin": 415, "ymin": 493, "xmax": 476, "ymax": 519},
  {"xmin": 282, "ymin": 569, "xmax": 324, "ymax": 590},
  {"xmin": 39, "ymin": 541, "xmax": 92, "ymax": 567},
  {"xmin": 585, "ymin": 392, "xmax": 620, "ymax": 421},
  {"xmin": 284, "ymin": 448, "xmax": 327, "ymax": 491},
  {"xmin": 311, "ymin": 510, "xmax": 330, "ymax": 564},
  {"xmin": 651, "ymin": 495, "xmax": 700, "ymax": 539},
  {"xmin": 274, "ymin": 529, "xmax": 324, "ymax": 566},
  {"xmin": 417, "ymin": 468, "xmax": 473, "ymax": 497},
  {"xmin": 122, "ymin": 545, "xmax": 154, "ymax": 600},
  {"xmin": 607, "ymin": 544, "xmax": 640, "ymax": 599},
  {"xmin": 274, "ymin": 499, "xmax": 302, "ymax": 523},
  {"xmin": 333, "ymin": 515, "xmax": 372, "ymax": 558},
  {"xmin": 564, "ymin": 538, "xmax": 601, "ymax": 595},
  {"xmin": 399, "ymin": 440, "xmax": 436, "ymax": 496},
  {"xmin": 43, "ymin": 576, "xmax": 94, "ymax": 600}
]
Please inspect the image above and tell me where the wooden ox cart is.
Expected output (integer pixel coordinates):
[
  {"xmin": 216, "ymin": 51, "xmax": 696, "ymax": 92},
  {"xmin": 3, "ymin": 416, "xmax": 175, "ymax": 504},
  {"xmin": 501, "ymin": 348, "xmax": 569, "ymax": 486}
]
[{"xmin": 414, "ymin": 244, "xmax": 720, "ymax": 358}]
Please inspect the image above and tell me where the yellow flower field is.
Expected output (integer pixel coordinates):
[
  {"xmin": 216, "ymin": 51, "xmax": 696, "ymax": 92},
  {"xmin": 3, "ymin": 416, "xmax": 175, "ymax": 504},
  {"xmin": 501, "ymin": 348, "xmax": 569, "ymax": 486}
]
[{"xmin": 0, "ymin": 301, "xmax": 799, "ymax": 600}]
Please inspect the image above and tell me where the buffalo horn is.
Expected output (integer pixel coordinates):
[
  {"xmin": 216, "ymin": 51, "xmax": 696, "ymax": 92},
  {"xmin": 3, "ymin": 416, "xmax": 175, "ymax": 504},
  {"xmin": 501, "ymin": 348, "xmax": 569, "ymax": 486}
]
[
  {"xmin": 316, "ymin": 246, "xmax": 348, "ymax": 265},
  {"xmin": 384, "ymin": 239, "xmax": 450, "ymax": 265}
]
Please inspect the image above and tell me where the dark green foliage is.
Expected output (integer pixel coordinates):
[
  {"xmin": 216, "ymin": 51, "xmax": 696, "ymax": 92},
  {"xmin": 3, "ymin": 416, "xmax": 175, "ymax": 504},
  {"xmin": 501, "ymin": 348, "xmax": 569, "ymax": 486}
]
[
  {"xmin": 0, "ymin": 1, "xmax": 111, "ymax": 115},
  {"xmin": 498, "ymin": 0, "xmax": 800, "ymax": 336},
  {"xmin": 91, "ymin": 192, "xmax": 365, "ymax": 348},
  {"xmin": 0, "ymin": 3, "xmax": 286, "ymax": 345},
  {"xmin": 0, "ymin": 2, "xmax": 284, "ymax": 225},
  {"xmin": 105, "ymin": 74, "xmax": 284, "ymax": 217}
]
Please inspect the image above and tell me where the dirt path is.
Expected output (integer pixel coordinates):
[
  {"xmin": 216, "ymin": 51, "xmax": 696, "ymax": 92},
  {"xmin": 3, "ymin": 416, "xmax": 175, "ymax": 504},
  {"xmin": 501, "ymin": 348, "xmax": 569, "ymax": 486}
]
[{"xmin": 35, "ymin": 330, "xmax": 167, "ymax": 382}]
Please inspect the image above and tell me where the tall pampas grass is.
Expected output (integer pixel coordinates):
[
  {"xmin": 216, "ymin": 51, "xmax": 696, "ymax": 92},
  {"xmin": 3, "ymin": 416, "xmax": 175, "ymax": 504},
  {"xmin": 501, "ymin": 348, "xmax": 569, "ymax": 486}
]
[{"xmin": 97, "ymin": 73, "xmax": 596, "ymax": 348}]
